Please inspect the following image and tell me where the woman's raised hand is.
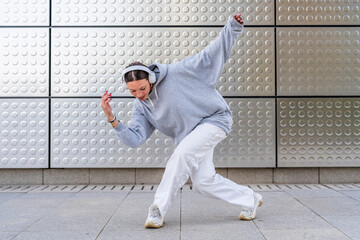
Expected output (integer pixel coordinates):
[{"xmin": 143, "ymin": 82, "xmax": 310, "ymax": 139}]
[
  {"xmin": 101, "ymin": 90, "xmax": 113, "ymax": 120},
  {"xmin": 233, "ymin": 14, "xmax": 244, "ymax": 26}
]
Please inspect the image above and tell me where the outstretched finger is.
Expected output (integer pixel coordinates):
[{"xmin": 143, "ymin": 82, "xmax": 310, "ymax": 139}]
[{"xmin": 102, "ymin": 90, "xmax": 108, "ymax": 98}]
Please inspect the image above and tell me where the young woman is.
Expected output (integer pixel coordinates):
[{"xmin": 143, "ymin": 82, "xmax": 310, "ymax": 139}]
[{"xmin": 101, "ymin": 14, "xmax": 262, "ymax": 228}]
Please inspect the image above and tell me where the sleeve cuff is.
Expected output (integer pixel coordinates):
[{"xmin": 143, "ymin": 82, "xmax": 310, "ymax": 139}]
[
  {"xmin": 114, "ymin": 122, "xmax": 126, "ymax": 132},
  {"xmin": 229, "ymin": 17, "xmax": 244, "ymax": 33}
]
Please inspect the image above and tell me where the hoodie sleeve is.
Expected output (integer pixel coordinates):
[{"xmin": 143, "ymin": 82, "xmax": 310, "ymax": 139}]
[
  {"xmin": 113, "ymin": 104, "xmax": 155, "ymax": 148},
  {"xmin": 180, "ymin": 17, "xmax": 243, "ymax": 88}
]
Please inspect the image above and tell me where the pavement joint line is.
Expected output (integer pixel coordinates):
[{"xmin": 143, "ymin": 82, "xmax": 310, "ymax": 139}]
[
  {"xmin": 283, "ymin": 190, "xmax": 354, "ymax": 240},
  {"xmin": 330, "ymin": 187, "xmax": 360, "ymax": 204},
  {"xmin": 94, "ymin": 187, "xmax": 132, "ymax": 240},
  {"xmin": 7, "ymin": 189, "xmax": 77, "ymax": 240},
  {"xmin": 252, "ymin": 218, "xmax": 267, "ymax": 240},
  {"xmin": 10, "ymin": 215, "xmax": 45, "ymax": 240}
]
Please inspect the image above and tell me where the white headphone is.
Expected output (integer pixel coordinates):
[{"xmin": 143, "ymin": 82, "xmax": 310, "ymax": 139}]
[{"xmin": 121, "ymin": 65, "xmax": 156, "ymax": 89}]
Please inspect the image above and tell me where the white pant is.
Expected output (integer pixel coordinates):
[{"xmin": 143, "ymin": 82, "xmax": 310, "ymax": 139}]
[{"xmin": 153, "ymin": 123, "xmax": 255, "ymax": 216}]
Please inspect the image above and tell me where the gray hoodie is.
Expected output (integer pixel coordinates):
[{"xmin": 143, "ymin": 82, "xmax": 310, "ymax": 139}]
[{"xmin": 114, "ymin": 18, "xmax": 244, "ymax": 147}]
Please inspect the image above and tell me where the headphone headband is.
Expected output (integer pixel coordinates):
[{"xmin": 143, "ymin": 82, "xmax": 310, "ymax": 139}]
[{"xmin": 121, "ymin": 65, "xmax": 156, "ymax": 87}]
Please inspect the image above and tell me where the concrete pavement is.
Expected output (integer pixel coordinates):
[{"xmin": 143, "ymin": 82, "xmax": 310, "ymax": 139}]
[{"xmin": 0, "ymin": 184, "xmax": 360, "ymax": 240}]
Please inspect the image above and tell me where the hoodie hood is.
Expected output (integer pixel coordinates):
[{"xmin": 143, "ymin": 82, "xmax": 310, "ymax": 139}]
[
  {"xmin": 148, "ymin": 63, "xmax": 167, "ymax": 88},
  {"xmin": 142, "ymin": 63, "xmax": 168, "ymax": 109}
]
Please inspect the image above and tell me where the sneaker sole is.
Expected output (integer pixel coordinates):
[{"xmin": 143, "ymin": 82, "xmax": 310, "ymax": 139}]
[
  {"xmin": 144, "ymin": 220, "xmax": 165, "ymax": 229},
  {"xmin": 239, "ymin": 198, "xmax": 263, "ymax": 221}
]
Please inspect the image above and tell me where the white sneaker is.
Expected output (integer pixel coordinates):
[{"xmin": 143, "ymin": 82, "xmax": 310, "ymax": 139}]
[
  {"xmin": 144, "ymin": 204, "xmax": 164, "ymax": 228},
  {"xmin": 239, "ymin": 192, "xmax": 263, "ymax": 220}
]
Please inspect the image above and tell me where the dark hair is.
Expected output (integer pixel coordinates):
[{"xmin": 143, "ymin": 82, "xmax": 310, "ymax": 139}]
[{"xmin": 124, "ymin": 62, "xmax": 149, "ymax": 83}]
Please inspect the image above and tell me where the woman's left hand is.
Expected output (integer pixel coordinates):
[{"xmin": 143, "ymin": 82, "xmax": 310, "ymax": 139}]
[{"xmin": 234, "ymin": 14, "xmax": 244, "ymax": 26}]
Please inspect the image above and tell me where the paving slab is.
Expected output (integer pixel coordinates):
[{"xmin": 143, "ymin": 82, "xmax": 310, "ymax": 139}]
[
  {"xmin": 0, "ymin": 184, "xmax": 359, "ymax": 240},
  {"xmin": 322, "ymin": 215, "xmax": 360, "ymax": 240},
  {"xmin": 181, "ymin": 229, "xmax": 265, "ymax": 240},
  {"xmin": 16, "ymin": 192, "xmax": 76, "ymax": 199},
  {"xmin": 100, "ymin": 192, "xmax": 180, "ymax": 232},
  {"xmin": 97, "ymin": 229, "xmax": 180, "ymax": 240},
  {"xmin": 12, "ymin": 231, "xmax": 99, "ymax": 240},
  {"xmin": 296, "ymin": 197, "xmax": 360, "ymax": 216},
  {"xmin": 261, "ymin": 229, "xmax": 351, "ymax": 240},
  {"xmin": 0, "ymin": 193, "xmax": 24, "ymax": 204},
  {"xmin": 251, "ymin": 192, "xmax": 334, "ymax": 231},
  {"xmin": 338, "ymin": 190, "xmax": 360, "ymax": 201},
  {"xmin": 255, "ymin": 192, "xmax": 310, "ymax": 216},
  {"xmin": 98, "ymin": 191, "xmax": 181, "ymax": 240},
  {"xmin": 0, "ymin": 209, "xmax": 44, "ymax": 232},
  {"xmin": 0, "ymin": 197, "xmax": 65, "ymax": 209},
  {"xmin": 181, "ymin": 192, "xmax": 254, "ymax": 230},
  {"xmin": 283, "ymin": 188, "xmax": 347, "ymax": 198},
  {"xmin": 0, "ymin": 231, "xmax": 18, "ymax": 240}
]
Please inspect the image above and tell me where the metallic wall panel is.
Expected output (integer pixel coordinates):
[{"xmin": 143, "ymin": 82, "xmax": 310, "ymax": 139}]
[
  {"xmin": 0, "ymin": 99, "xmax": 49, "ymax": 168},
  {"xmin": 277, "ymin": 28, "xmax": 360, "ymax": 96},
  {"xmin": 0, "ymin": 0, "xmax": 49, "ymax": 26},
  {"xmin": 0, "ymin": 28, "xmax": 49, "ymax": 97},
  {"xmin": 51, "ymin": 98, "xmax": 275, "ymax": 168},
  {"xmin": 278, "ymin": 98, "xmax": 360, "ymax": 167},
  {"xmin": 51, "ymin": 98, "xmax": 175, "ymax": 168},
  {"xmin": 277, "ymin": 1, "xmax": 360, "ymax": 25},
  {"xmin": 52, "ymin": 28, "xmax": 274, "ymax": 97},
  {"xmin": 52, "ymin": 1, "xmax": 274, "ymax": 26},
  {"xmin": 214, "ymin": 98, "xmax": 276, "ymax": 168},
  {"xmin": 218, "ymin": 29, "xmax": 275, "ymax": 96}
]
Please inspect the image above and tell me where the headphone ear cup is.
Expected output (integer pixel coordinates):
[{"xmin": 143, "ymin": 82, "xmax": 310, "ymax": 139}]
[
  {"xmin": 121, "ymin": 74, "xmax": 128, "ymax": 90},
  {"xmin": 149, "ymin": 72, "xmax": 156, "ymax": 84}
]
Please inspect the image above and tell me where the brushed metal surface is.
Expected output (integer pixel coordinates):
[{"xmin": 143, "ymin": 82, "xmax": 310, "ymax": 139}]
[
  {"xmin": 52, "ymin": 0, "xmax": 274, "ymax": 26},
  {"xmin": 277, "ymin": 28, "xmax": 360, "ymax": 96},
  {"xmin": 0, "ymin": 28, "xmax": 49, "ymax": 97},
  {"xmin": 0, "ymin": 0, "xmax": 49, "ymax": 26},
  {"xmin": 0, "ymin": 99, "xmax": 49, "ymax": 168},
  {"xmin": 52, "ymin": 27, "xmax": 274, "ymax": 97},
  {"xmin": 277, "ymin": 1, "xmax": 360, "ymax": 25},
  {"xmin": 278, "ymin": 98, "xmax": 360, "ymax": 167}
]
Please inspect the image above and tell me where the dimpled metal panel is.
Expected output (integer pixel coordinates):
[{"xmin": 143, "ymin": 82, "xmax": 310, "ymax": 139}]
[
  {"xmin": 278, "ymin": 28, "xmax": 360, "ymax": 96},
  {"xmin": 214, "ymin": 98, "xmax": 276, "ymax": 167},
  {"xmin": 0, "ymin": 99, "xmax": 49, "ymax": 168},
  {"xmin": 51, "ymin": 98, "xmax": 175, "ymax": 168},
  {"xmin": 51, "ymin": 98, "xmax": 275, "ymax": 168},
  {"xmin": 278, "ymin": 98, "xmax": 360, "ymax": 167},
  {"xmin": 52, "ymin": 28, "xmax": 274, "ymax": 97},
  {"xmin": 218, "ymin": 28, "xmax": 275, "ymax": 96},
  {"xmin": 0, "ymin": 28, "xmax": 49, "ymax": 96},
  {"xmin": 52, "ymin": 0, "xmax": 273, "ymax": 26},
  {"xmin": 0, "ymin": 0, "xmax": 49, "ymax": 26},
  {"xmin": 277, "ymin": 0, "xmax": 360, "ymax": 25}
]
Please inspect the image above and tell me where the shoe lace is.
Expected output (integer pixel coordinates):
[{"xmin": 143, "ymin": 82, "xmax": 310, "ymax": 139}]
[
  {"xmin": 150, "ymin": 206, "xmax": 162, "ymax": 219},
  {"xmin": 242, "ymin": 208, "xmax": 251, "ymax": 214}
]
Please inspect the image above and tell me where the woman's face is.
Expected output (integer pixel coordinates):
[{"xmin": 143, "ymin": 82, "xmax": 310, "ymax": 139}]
[{"xmin": 127, "ymin": 79, "xmax": 152, "ymax": 101}]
